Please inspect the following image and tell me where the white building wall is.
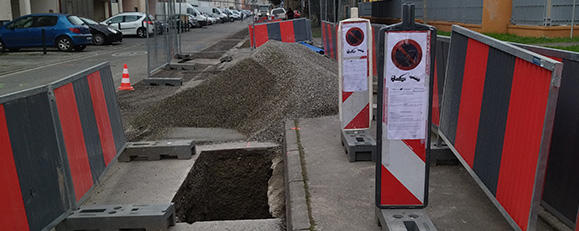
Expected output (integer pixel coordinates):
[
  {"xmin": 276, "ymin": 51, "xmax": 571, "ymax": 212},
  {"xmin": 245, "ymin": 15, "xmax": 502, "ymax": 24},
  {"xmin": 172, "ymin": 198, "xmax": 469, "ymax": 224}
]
[
  {"xmin": 0, "ymin": 0, "xmax": 13, "ymax": 21},
  {"xmin": 30, "ymin": 0, "xmax": 59, "ymax": 13}
]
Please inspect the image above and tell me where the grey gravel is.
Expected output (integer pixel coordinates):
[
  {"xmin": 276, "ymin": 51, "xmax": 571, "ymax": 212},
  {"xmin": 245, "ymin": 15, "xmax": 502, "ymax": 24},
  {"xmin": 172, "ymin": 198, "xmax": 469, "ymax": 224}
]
[{"xmin": 132, "ymin": 41, "xmax": 338, "ymax": 143}]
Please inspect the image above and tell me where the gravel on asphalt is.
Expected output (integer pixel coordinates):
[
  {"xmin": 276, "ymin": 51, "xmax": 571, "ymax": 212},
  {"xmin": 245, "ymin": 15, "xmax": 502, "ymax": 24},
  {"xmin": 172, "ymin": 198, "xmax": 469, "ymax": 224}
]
[{"xmin": 131, "ymin": 40, "xmax": 338, "ymax": 143}]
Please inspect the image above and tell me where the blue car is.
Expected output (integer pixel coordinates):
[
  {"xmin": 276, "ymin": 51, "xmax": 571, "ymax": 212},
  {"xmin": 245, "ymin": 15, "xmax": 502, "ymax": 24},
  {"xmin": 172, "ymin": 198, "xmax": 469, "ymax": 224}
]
[{"xmin": 0, "ymin": 14, "xmax": 92, "ymax": 52}]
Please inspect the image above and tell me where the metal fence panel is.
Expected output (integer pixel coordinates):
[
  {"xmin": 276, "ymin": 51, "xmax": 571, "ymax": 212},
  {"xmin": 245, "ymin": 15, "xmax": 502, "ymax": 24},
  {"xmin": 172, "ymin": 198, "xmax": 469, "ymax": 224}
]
[
  {"xmin": 512, "ymin": 0, "xmax": 547, "ymax": 25},
  {"xmin": 147, "ymin": 0, "xmax": 179, "ymax": 76},
  {"xmin": 425, "ymin": 0, "xmax": 482, "ymax": 24}
]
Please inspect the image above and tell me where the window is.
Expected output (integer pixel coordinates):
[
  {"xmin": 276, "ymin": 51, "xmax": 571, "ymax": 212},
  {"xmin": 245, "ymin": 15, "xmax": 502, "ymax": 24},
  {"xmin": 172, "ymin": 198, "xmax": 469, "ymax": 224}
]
[
  {"xmin": 123, "ymin": 15, "xmax": 140, "ymax": 22},
  {"xmin": 272, "ymin": 9, "xmax": 284, "ymax": 15},
  {"xmin": 67, "ymin": 16, "xmax": 84, "ymax": 25},
  {"xmin": 10, "ymin": 16, "xmax": 34, "ymax": 29},
  {"xmin": 81, "ymin": 17, "xmax": 98, "ymax": 25},
  {"xmin": 34, "ymin": 16, "xmax": 58, "ymax": 27},
  {"xmin": 108, "ymin": 16, "xmax": 123, "ymax": 23}
]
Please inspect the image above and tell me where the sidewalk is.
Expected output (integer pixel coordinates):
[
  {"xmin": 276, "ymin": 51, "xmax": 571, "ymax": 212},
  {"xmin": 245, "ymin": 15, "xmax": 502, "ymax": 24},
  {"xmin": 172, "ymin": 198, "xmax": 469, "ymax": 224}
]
[{"xmin": 285, "ymin": 115, "xmax": 555, "ymax": 231}]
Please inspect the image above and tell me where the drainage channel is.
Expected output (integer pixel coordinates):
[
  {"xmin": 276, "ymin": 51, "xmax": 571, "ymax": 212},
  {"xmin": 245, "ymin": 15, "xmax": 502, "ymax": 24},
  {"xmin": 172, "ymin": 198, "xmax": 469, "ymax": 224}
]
[{"xmin": 172, "ymin": 147, "xmax": 279, "ymax": 223}]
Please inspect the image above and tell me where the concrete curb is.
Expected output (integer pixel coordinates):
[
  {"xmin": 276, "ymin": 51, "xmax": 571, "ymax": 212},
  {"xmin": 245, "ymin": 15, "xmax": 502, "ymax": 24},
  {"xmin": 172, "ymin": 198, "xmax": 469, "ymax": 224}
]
[{"xmin": 284, "ymin": 120, "xmax": 311, "ymax": 231}]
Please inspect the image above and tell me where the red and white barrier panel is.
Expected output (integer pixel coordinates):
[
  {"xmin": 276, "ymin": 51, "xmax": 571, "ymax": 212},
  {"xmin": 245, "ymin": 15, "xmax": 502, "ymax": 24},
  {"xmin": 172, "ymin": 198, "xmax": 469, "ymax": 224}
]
[
  {"xmin": 248, "ymin": 18, "xmax": 312, "ymax": 48},
  {"xmin": 338, "ymin": 19, "xmax": 372, "ymax": 130},
  {"xmin": 439, "ymin": 25, "xmax": 562, "ymax": 231},
  {"xmin": 376, "ymin": 21, "xmax": 436, "ymax": 208}
]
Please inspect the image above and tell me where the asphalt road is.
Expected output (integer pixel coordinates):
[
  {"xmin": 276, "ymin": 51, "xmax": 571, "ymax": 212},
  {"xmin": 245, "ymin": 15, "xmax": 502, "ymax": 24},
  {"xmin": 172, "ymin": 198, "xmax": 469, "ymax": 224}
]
[{"xmin": 0, "ymin": 20, "xmax": 249, "ymax": 96}]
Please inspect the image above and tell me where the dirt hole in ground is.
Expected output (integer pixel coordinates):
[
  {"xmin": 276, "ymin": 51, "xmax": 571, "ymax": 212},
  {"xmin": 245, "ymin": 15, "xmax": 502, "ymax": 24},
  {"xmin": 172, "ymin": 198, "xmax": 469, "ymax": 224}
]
[{"xmin": 172, "ymin": 148, "xmax": 275, "ymax": 223}]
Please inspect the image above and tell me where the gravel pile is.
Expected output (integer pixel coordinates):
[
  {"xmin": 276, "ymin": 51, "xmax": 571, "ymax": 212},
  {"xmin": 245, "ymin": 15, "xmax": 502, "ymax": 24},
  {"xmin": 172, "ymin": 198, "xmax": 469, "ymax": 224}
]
[{"xmin": 132, "ymin": 41, "xmax": 338, "ymax": 142}]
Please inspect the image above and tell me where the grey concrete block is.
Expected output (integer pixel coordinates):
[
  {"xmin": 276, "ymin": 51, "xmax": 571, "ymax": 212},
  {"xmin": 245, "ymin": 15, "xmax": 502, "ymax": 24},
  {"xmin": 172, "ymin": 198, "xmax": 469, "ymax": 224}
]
[
  {"xmin": 56, "ymin": 204, "xmax": 175, "ymax": 231},
  {"xmin": 341, "ymin": 130, "xmax": 377, "ymax": 162},
  {"xmin": 143, "ymin": 77, "xmax": 183, "ymax": 86},
  {"xmin": 286, "ymin": 150, "xmax": 303, "ymax": 182},
  {"xmin": 171, "ymin": 218, "xmax": 282, "ymax": 231},
  {"xmin": 288, "ymin": 181, "xmax": 310, "ymax": 231},
  {"xmin": 376, "ymin": 208, "xmax": 437, "ymax": 231},
  {"xmin": 119, "ymin": 140, "xmax": 195, "ymax": 162},
  {"xmin": 168, "ymin": 63, "xmax": 196, "ymax": 70}
]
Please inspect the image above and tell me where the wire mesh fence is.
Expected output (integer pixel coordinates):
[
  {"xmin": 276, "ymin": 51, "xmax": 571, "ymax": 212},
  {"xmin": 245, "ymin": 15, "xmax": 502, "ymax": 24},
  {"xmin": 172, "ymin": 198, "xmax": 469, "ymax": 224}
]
[{"xmin": 146, "ymin": 0, "xmax": 180, "ymax": 76}]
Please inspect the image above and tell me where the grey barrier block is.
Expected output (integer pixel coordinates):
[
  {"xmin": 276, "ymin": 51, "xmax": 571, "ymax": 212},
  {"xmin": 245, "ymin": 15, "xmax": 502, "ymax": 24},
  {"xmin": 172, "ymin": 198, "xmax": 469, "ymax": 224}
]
[
  {"xmin": 118, "ymin": 140, "xmax": 195, "ymax": 162},
  {"xmin": 55, "ymin": 204, "xmax": 175, "ymax": 231},
  {"xmin": 341, "ymin": 130, "xmax": 377, "ymax": 162},
  {"xmin": 430, "ymin": 142, "xmax": 458, "ymax": 166},
  {"xmin": 375, "ymin": 207, "xmax": 437, "ymax": 231},
  {"xmin": 168, "ymin": 63, "xmax": 196, "ymax": 70},
  {"xmin": 142, "ymin": 77, "xmax": 183, "ymax": 86}
]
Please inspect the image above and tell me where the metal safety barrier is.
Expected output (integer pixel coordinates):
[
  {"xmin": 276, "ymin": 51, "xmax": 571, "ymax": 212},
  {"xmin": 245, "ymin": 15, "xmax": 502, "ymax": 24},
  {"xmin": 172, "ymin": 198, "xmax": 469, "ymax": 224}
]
[
  {"xmin": 249, "ymin": 18, "xmax": 313, "ymax": 48},
  {"xmin": 0, "ymin": 63, "xmax": 126, "ymax": 231},
  {"xmin": 439, "ymin": 25, "xmax": 562, "ymax": 231}
]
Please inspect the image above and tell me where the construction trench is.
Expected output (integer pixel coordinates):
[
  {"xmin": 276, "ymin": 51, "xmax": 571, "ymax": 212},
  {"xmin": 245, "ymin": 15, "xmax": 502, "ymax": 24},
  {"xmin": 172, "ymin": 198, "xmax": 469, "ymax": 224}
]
[{"xmin": 91, "ymin": 27, "xmax": 338, "ymax": 230}]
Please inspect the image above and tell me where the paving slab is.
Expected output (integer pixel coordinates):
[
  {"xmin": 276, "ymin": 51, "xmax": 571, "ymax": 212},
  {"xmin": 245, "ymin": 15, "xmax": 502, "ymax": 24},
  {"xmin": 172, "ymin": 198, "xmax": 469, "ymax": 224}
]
[
  {"xmin": 290, "ymin": 115, "xmax": 555, "ymax": 231},
  {"xmin": 82, "ymin": 141, "xmax": 277, "ymax": 206},
  {"xmin": 170, "ymin": 218, "xmax": 282, "ymax": 231}
]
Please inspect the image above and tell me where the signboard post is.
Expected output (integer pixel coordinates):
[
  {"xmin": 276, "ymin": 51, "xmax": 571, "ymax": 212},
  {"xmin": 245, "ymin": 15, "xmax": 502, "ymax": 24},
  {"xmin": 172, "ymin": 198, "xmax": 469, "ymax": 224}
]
[
  {"xmin": 375, "ymin": 4, "xmax": 437, "ymax": 230},
  {"xmin": 338, "ymin": 7, "xmax": 376, "ymax": 162}
]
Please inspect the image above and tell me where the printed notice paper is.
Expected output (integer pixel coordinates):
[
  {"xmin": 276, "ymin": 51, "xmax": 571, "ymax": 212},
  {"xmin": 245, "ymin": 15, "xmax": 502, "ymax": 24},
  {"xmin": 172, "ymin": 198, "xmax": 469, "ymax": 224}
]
[
  {"xmin": 387, "ymin": 87, "xmax": 427, "ymax": 139},
  {"xmin": 343, "ymin": 59, "xmax": 368, "ymax": 92},
  {"xmin": 383, "ymin": 31, "xmax": 430, "ymax": 140}
]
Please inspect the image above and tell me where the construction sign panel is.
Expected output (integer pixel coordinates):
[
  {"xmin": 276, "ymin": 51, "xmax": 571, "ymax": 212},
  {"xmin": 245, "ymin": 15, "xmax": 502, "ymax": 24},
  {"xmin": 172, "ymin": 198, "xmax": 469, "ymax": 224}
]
[
  {"xmin": 377, "ymin": 24, "xmax": 435, "ymax": 209},
  {"xmin": 385, "ymin": 32, "xmax": 429, "ymax": 140},
  {"xmin": 338, "ymin": 20, "xmax": 372, "ymax": 130}
]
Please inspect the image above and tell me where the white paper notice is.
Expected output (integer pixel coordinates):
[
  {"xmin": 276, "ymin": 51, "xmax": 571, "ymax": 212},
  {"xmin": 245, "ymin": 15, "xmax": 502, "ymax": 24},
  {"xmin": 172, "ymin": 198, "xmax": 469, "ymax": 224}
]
[
  {"xmin": 387, "ymin": 87, "xmax": 427, "ymax": 139},
  {"xmin": 343, "ymin": 59, "xmax": 368, "ymax": 92},
  {"xmin": 342, "ymin": 22, "xmax": 368, "ymax": 58},
  {"xmin": 383, "ymin": 31, "xmax": 430, "ymax": 140}
]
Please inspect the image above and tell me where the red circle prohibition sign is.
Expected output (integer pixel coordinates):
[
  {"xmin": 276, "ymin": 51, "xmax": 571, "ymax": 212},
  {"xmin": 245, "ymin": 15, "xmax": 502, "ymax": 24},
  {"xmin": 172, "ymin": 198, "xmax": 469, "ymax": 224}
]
[
  {"xmin": 346, "ymin": 27, "xmax": 364, "ymax": 47},
  {"xmin": 391, "ymin": 39, "xmax": 422, "ymax": 71}
]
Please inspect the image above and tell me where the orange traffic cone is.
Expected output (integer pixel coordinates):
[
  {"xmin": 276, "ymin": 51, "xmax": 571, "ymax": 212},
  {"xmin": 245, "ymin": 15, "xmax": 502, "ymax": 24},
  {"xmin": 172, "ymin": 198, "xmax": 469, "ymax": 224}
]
[{"xmin": 118, "ymin": 64, "xmax": 134, "ymax": 91}]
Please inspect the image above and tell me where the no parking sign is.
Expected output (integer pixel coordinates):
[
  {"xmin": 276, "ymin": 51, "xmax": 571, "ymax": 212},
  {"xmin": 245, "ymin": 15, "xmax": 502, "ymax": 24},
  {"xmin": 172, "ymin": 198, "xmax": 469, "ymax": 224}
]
[
  {"xmin": 376, "ymin": 11, "xmax": 436, "ymax": 208},
  {"xmin": 338, "ymin": 16, "xmax": 372, "ymax": 130}
]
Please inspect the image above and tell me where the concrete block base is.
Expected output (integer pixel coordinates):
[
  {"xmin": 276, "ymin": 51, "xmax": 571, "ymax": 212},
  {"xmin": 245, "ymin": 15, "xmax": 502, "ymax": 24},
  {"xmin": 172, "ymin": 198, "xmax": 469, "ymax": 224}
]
[
  {"xmin": 56, "ymin": 204, "xmax": 176, "ymax": 231},
  {"xmin": 119, "ymin": 140, "xmax": 195, "ymax": 162},
  {"xmin": 341, "ymin": 130, "xmax": 376, "ymax": 162},
  {"xmin": 375, "ymin": 207, "xmax": 437, "ymax": 231},
  {"xmin": 143, "ymin": 77, "xmax": 183, "ymax": 86}
]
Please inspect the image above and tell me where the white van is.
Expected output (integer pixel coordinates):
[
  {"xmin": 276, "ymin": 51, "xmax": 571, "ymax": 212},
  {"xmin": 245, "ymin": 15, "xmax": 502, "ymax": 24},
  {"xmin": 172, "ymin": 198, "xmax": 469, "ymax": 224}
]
[{"xmin": 156, "ymin": 2, "xmax": 207, "ymax": 26}]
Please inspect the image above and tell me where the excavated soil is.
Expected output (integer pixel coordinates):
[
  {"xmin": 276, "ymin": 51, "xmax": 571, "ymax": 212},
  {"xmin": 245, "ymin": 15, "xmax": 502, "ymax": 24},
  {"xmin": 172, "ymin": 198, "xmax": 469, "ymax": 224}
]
[{"xmin": 132, "ymin": 41, "xmax": 338, "ymax": 143}]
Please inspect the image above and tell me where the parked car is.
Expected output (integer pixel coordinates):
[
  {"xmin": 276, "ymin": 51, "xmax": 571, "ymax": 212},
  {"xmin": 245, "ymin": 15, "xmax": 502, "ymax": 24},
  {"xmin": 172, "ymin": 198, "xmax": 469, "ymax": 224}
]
[
  {"xmin": 203, "ymin": 13, "xmax": 217, "ymax": 25},
  {"xmin": 0, "ymin": 13, "xmax": 92, "ymax": 52},
  {"xmin": 221, "ymin": 8, "xmax": 235, "ymax": 22},
  {"xmin": 190, "ymin": 7, "xmax": 208, "ymax": 26},
  {"xmin": 271, "ymin": 8, "xmax": 286, "ymax": 20},
  {"xmin": 102, "ymin": 12, "xmax": 154, "ymax": 38},
  {"xmin": 212, "ymin": 8, "xmax": 229, "ymax": 22},
  {"xmin": 186, "ymin": 14, "xmax": 200, "ymax": 28},
  {"xmin": 231, "ymin": 10, "xmax": 242, "ymax": 20},
  {"xmin": 79, "ymin": 17, "xmax": 122, "ymax": 45}
]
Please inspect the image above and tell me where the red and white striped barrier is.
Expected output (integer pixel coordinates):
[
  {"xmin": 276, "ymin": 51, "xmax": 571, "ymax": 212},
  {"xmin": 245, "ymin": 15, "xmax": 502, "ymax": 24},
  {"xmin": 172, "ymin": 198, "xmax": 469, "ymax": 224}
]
[
  {"xmin": 376, "ymin": 19, "xmax": 436, "ymax": 208},
  {"xmin": 337, "ymin": 18, "xmax": 372, "ymax": 130}
]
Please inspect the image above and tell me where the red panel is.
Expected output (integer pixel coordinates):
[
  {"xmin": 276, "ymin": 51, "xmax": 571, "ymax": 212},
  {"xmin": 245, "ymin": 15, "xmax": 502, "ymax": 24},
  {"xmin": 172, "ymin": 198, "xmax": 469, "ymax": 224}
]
[
  {"xmin": 248, "ymin": 25, "xmax": 254, "ymax": 48},
  {"xmin": 372, "ymin": 27, "xmax": 377, "ymax": 76},
  {"xmin": 432, "ymin": 59, "xmax": 440, "ymax": 126},
  {"xmin": 254, "ymin": 24, "xmax": 269, "ymax": 48},
  {"xmin": 496, "ymin": 58, "xmax": 551, "ymax": 231},
  {"xmin": 334, "ymin": 24, "xmax": 339, "ymax": 60},
  {"xmin": 328, "ymin": 24, "xmax": 334, "ymax": 59},
  {"xmin": 0, "ymin": 105, "xmax": 30, "ymax": 231},
  {"xmin": 279, "ymin": 21, "xmax": 295, "ymax": 43},
  {"xmin": 454, "ymin": 39, "xmax": 489, "ymax": 168},
  {"xmin": 323, "ymin": 22, "xmax": 329, "ymax": 55},
  {"xmin": 87, "ymin": 71, "xmax": 116, "ymax": 166},
  {"xmin": 54, "ymin": 84, "xmax": 94, "ymax": 201},
  {"xmin": 344, "ymin": 104, "xmax": 369, "ymax": 129},
  {"xmin": 576, "ymin": 212, "xmax": 578, "ymax": 231},
  {"xmin": 380, "ymin": 165, "xmax": 422, "ymax": 206},
  {"xmin": 342, "ymin": 91, "xmax": 353, "ymax": 102},
  {"xmin": 402, "ymin": 140, "xmax": 426, "ymax": 162}
]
